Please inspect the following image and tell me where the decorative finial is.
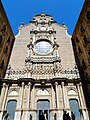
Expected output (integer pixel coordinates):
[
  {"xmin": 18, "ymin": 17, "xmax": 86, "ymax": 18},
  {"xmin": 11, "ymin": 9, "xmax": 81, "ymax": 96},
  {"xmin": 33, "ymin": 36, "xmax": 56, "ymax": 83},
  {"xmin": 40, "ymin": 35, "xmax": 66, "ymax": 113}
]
[
  {"xmin": 62, "ymin": 22, "xmax": 67, "ymax": 30},
  {"xmin": 19, "ymin": 22, "xmax": 24, "ymax": 30},
  {"xmin": 41, "ymin": 12, "xmax": 45, "ymax": 17}
]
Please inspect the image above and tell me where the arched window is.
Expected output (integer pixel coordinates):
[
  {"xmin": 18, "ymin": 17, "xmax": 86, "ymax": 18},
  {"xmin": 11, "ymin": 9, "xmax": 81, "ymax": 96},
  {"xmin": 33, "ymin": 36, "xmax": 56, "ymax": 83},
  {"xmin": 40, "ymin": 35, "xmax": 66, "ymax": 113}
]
[
  {"xmin": 6, "ymin": 100, "xmax": 17, "ymax": 120},
  {"xmin": 69, "ymin": 99, "xmax": 81, "ymax": 120}
]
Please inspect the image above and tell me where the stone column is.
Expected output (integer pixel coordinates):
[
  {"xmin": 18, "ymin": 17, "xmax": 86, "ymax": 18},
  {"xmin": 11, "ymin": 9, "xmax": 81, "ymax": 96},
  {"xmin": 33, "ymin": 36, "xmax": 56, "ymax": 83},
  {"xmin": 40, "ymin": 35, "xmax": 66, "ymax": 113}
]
[
  {"xmin": 0, "ymin": 83, "xmax": 8, "ymax": 120},
  {"xmin": 0, "ymin": 83, "xmax": 6, "ymax": 109},
  {"xmin": 14, "ymin": 82, "xmax": 24, "ymax": 120},
  {"xmin": 79, "ymin": 82, "xmax": 89, "ymax": 120},
  {"xmin": 79, "ymin": 82, "xmax": 87, "ymax": 108},
  {"xmin": 51, "ymin": 85, "xmax": 56, "ymax": 120},
  {"xmin": 77, "ymin": 84, "xmax": 84, "ymax": 106},
  {"xmin": 27, "ymin": 82, "xmax": 31, "ymax": 109},
  {"xmin": 20, "ymin": 82, "xmax": 24, "ymax": 109},
  {"xmin": 77, "ymin": 83, "xmax": 88, "ymax": 120},
  {"xmin": 25, "ymin": 82, "xmax": 32, "ymax": 120},
  {"xmin": 61, "ymin": 82, "xmax": 69, "ymax": 110},
  {"xmin": 2, "ymin": 84, "xmax": 8, "ymax": 110},
  {"xmin": 58, "ymin": 84, "xmax": 63, "ymax": 120},
  {"xmin": 62, "ymin": 82, "xmax": 65, "ymax": 109},
  {"xmin": 32, "ymin": 85, "xmax": 35, "ymax": 109},
  {"xmin": 31, "ymin": 85, "xmax": 36, "ymax": 120},
  {"xmin": 58, "ymin": 85, "xmax": 63, "ymax": 108},
  {"xmin": 55, "ymin": 82, "xmax": 59, "ymax": 108},
  {"xmin": 51, "ymin": 85, "xmax": 55, "ymax": 109}
]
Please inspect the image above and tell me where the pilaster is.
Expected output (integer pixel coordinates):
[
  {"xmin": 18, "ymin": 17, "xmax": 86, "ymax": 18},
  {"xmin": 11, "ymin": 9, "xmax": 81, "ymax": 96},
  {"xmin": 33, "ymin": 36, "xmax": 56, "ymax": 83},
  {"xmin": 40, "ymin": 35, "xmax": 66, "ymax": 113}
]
[
  {"xmin": 61, "ymin": 82, "xmax": 69, "ymax": 110},
  {"xmin": 23, "ymin": 82, "xmax": 32, "ymax": 120},
  {"xmin": 79, "ymin": 82, "xmax": 89, "ymax": 120},
  {"xmin": 0, "ymin": 83, "xmax": 8, "ymax": 120},
  {"xmin": 55, "ymin": 82, "xmax": 59, "ymax": 108},
  {"xmin": 51, "ymin": 85, "xmax": 55, "ymax": 109},
  {"xmin": 0, "ymin": 83, "xmax": 6, "ymax": 109},
  {"xmin": 14, "ymin": 82, "xmax": 24, "ymax": 120},
  {"xmin": 32, "ymin": 85, "xmax": 35, "ymax": 109},
  {"xmin": 77, "ymin": 83, "xmax": 89, "ymax": 120},
  {"xmin": 27, "ymin": 82, "xmax": 32, "ymax": 109}
]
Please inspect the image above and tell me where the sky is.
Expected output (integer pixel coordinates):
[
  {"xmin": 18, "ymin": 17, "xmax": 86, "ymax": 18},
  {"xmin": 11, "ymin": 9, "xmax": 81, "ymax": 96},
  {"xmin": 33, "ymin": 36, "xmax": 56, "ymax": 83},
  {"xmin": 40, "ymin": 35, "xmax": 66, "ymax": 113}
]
[{"xmin": 2, "ymin": 0, "xmax": 84, "ymax": 35}]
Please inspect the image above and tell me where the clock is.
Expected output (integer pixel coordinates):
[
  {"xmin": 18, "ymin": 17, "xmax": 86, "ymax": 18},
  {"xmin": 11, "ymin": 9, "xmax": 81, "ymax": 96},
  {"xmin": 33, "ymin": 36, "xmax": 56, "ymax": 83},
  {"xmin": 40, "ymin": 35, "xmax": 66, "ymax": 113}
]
[{"xmin": 34, "ymin": 40, "xmax": 53, "ymax": 55}]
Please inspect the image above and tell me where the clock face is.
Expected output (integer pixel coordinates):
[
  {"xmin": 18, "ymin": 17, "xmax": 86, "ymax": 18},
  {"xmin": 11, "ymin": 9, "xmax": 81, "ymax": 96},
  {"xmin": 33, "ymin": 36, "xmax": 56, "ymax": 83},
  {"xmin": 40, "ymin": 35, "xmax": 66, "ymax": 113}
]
[{"xmin": 34, "ymin": 40, "xmax": 53, "ymax": 55}]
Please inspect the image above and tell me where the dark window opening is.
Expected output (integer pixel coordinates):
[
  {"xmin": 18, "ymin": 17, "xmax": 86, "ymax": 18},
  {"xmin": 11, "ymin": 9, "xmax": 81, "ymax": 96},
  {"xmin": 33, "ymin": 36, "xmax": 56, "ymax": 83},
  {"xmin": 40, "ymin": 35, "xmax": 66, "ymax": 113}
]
[
  {"xmin": 78, "ymin": 46, "xmax": 82, "ymax": 54},
  {"xmin": 82, "ymin": 59, "xmax": 86, "ymax": 69},
  {"xmin": 86, "ymin": 11, "xmax": 90, "ymax": 20},
  {"xmin": 88, "ymin": 50, "xmax": 90, "ymax": 57},
  {"xmin": 0, "ymin": 35, "xmax": 2, "ymax": 44},
  {"xmin": 0, "ymin": 60, "xmax": 4, "ymax": 69},
  {"xmin": 76, "ymin": 37, "xmax": 79, "ymax": 42},
  {"xmin": 2, "ymin": 25, "xmax": 6, "ymax": 33},
  {"xmin": 85, "ymin": 73, "xmax": 90, "ymax": 81},
  {"xmin": 80, "ymin": 26, "xmax": 85, "ymax": 33},
  {"xmin": 3, "ymin": 25, "xmax": 6, "ymax": 32},
  {"xmin": 83, "ymin": 35, "xmax": 89, "ymax": 45},
  {"xmin": 4, "ymin": 46, "xmax": 8, "ymax": 54}
]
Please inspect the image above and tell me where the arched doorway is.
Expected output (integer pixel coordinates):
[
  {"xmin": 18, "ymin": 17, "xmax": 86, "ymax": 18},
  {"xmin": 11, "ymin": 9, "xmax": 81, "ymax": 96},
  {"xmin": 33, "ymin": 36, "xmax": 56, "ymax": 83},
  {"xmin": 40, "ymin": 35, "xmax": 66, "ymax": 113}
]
[{"xmin": 37, "ymin": 100, "xmax": 50, "ymax": 120}]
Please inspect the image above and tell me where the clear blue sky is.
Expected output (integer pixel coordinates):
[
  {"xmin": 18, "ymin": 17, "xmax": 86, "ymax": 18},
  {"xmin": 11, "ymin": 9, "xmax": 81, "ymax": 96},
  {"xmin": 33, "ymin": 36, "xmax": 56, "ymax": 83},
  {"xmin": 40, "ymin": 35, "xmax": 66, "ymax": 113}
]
[{"xmin": 2, "ymin": 0, "xmax": 84, "ymax": 35}]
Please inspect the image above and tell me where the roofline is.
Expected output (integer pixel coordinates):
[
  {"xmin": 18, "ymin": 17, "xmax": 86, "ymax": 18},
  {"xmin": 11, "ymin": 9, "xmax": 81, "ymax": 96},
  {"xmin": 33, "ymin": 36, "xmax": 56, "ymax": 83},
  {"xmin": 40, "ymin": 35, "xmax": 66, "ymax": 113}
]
[
  {"xmin": 34, "ymin": 13, "xmax": 52, "ymax": 17},
  {"xmin": 0, "ymin": 1, "xmax": 15, "ymax": 37},
  {"xmin": 72, "ymin": 0, "xmax": 88, "ymax": 37}
]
